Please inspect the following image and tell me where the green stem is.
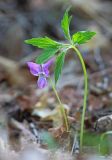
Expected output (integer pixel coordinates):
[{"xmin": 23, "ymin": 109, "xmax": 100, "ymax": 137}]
[
  {"xmin": 72, "ymin": 45, "xmax": 88, "ymax": 151},
  {"xmin": 49, "ymin": 78, "xmax": 69, "ymax": 132}
]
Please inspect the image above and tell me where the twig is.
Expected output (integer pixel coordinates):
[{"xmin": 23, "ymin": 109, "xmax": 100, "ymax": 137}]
[
  {"xmin": 71, "ymin": 133, "xmax": 79, "ymax": 155},
  {"xmin": 9, "ymin": 118, "xmax": 36, "ymax": 141}
]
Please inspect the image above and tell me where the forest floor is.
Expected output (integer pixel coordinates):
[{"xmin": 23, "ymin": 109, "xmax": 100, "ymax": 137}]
[{"xmin": 0, "ymin": 0, "xmax": 112, "ymax": 159}]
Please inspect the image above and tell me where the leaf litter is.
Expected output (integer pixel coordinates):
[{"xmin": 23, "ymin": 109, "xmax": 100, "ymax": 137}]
[{"xmin": 0, "ymin": 0, "xmax": 112, "ymax": 159}]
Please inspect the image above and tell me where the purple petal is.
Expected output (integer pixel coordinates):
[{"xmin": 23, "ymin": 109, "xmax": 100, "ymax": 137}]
[
  {"xmin": 43, "ymin": 68, "xmax": 49, "ymax": 77},
  {"xmin": 37, "ymin": 76, "xmax": 47, "ymax": 89},
  {"xmin": 42, "ymin": 58, "xmax": 54, "ymax": 77},
  {"xmin": 43, "ymin": 58, "xmax": 54, "ymax": 69},
  {"xmin": 27, "ymin": 62, "xmax": 41, "ymax": 76}
]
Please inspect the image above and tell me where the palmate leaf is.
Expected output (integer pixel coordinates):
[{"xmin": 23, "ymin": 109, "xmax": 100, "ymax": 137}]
[
  {"xmin": 55, "ymin": 52, "xmax": 66, "ymax": 84},
  {"xmin": 61, "ymin": 8, "xmax": 72, "ymax": 40},
  {"xmin": 25, "ymin": 37, "xmax": 61, "ymax": 49},
  {"xmin": 36, "ymin": 47, "xmax": 60, "ymax": 64},
  {"xmin": 72, "ymin": 31, "xmax": 96, "ymax": 44}
]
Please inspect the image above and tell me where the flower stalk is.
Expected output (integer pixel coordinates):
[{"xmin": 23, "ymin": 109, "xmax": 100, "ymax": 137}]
[
  {"xmin": 71, "ymin": 45, "xmax": 88, "ymax": 151},
  {"xmin": 49, "ymin": 78, "xmax": 69, "ymax": 132}
]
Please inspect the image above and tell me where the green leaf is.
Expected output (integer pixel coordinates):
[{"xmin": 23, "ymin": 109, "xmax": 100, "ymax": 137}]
[
  {"xmin": 36, "ymin": 47, "xmax": 60, "ymax": 64},
  {"xmin": 25, "ymin": 36, "xmax": 61, "ymax": 49},
  {"xmin": 72, "ymin": 31, "xmax": 96, "ymax": 44},
  {"xmin": 55, "ymin": 52, "xmax": 66, "ymax": 84},
  {"xmin": 61, "ymin": 8, "xmax": 72, "ymax": 40},
  {"xmin": 100, "ymin": 131, "xmax": 112, "ymax": 155},
  {"xmin": 41, "ymin": 131, "xmax": 58, "ymax": 150}
]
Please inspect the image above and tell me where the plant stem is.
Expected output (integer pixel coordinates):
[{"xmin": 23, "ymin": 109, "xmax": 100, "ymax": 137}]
[
  {"xmin": 49, "ymin": 78, "xmax": 69, "ymax": 132},
  {"xmin": 72, "ymin": 45, "xmax": 88, "ymax": 151}
]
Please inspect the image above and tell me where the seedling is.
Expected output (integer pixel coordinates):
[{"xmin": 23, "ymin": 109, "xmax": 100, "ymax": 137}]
[{"xmin": 25, "ymin": 8, "xmax": 96, "ymax": 151}]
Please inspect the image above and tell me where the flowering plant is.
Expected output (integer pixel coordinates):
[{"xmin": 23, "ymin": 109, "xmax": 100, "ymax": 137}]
[{"xmin": 25, "ymin": 8, "xmax": 96, "ymax": 151}]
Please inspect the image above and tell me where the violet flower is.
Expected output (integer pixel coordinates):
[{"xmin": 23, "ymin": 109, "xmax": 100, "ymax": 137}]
[{"xmin": 27, "ymin": 58, "xmax": 54, "ymax": 89}]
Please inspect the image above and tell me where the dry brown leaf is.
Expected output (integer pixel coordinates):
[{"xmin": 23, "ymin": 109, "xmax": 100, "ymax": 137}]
[{"xmin": 32, "ymin": 104, "xmax": 69, "ymax": 128}]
